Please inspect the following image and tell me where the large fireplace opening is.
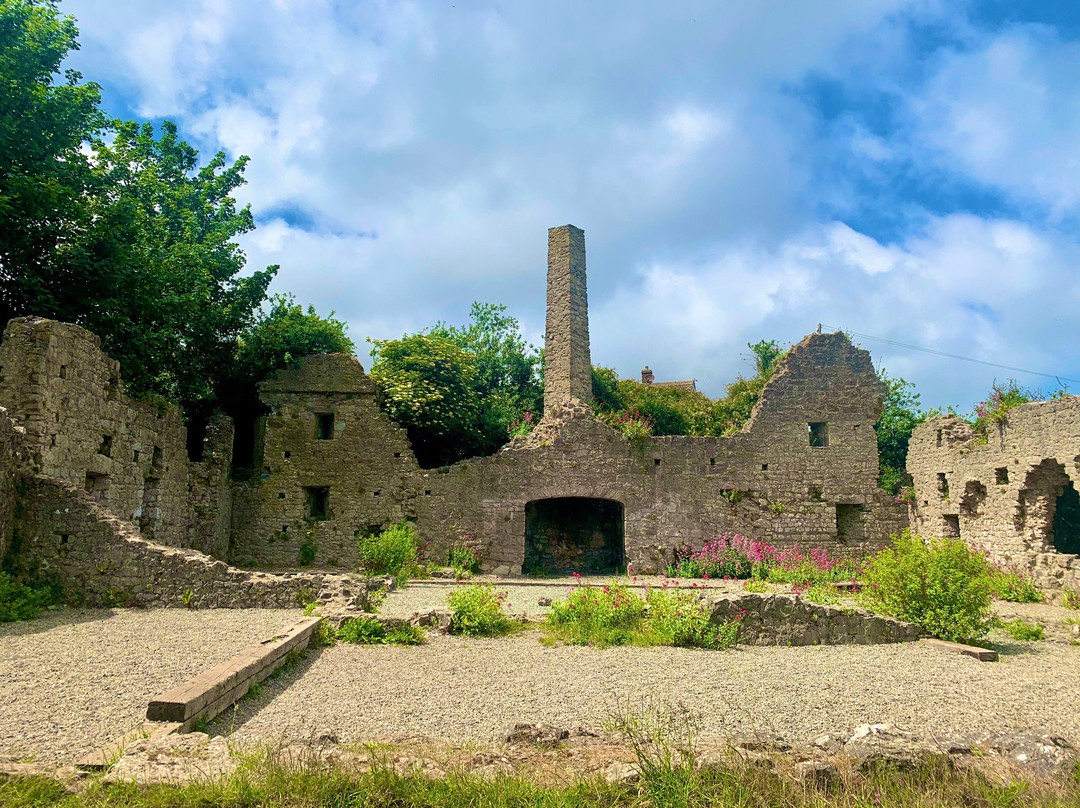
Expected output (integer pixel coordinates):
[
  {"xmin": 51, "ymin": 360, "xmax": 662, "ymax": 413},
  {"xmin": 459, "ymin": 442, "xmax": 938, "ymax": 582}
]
[{"xmin": 524, "ymin": 497, "xmax": 624, "ymax": 574}]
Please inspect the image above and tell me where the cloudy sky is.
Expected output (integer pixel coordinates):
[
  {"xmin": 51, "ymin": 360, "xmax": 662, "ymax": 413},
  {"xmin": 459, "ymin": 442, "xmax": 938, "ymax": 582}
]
[{"xmin": 59, "ymin": 0, "xmax": 1080, "ymax": 410}]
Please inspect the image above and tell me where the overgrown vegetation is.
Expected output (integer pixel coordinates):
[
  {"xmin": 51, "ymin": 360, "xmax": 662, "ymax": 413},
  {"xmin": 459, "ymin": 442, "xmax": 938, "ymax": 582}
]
[
  {"xmin": 5, "ymin": 733, "xmax": 1078, "ymax": 808},
  {"xmin": 0, "ymin": 1, "xmax": 351, "ymax": 429},
  {"xmin": 1003, "ymin": 618, "xmax": 1044, "ymax": 642},
  {"xmin": 335, "ymin": 616, "xmax": 425, "ymax": 646},
  {"xmin": 446, "ymin": 583, "xmax": 514, "ymax": 637},
  {"xmin": 875, "ymin": 372, "xmax": 926, "ymax": 494},
  {"xmin": 358, "ymin": 521, "xmax": 420, "ymax": 580},
  {"xmin": 369, "ymin": 303, "xmax": 542, "ymax": 467},
  {"xmin": 859, "ymin": 531, "xmax": 995, "ymax": 643},
  {"xmin": 545, "ymin": 582, "xmax": 740, "ymax": 650},
  {"xmin": 0, "ymin": 571, "xmax": 59, "ymax": 622},
  {"xmin": 446, "ymin": 535, "xmax": 483, "ymax": 577},
  {"xmin": 990, "ymin": 567, "xmax": 1044, "ymax": 603},
  {"xmin": 665, "ymin": 535, "xmax": 858, "ymax": 586}
]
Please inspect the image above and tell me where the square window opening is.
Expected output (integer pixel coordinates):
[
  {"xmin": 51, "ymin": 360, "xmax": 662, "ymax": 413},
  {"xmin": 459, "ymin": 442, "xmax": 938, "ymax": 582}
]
[
  {"xmin": 304, "ymin": 487, "xmax": 329, "ymax": 521},
  {"xmin": 808, "ymin": 422, "xmax": 829, "ymax": 448},
  {"xmin": 937, "ymin": 472, "xmax": 950, "ymax": 498},
  {"xmin": 761, "ymin": 463, "xmax": 768, "ymax": 471},
  {"xmin": 316, "ymin": 413, "xmax": 335, "ymax": 440},
  {"xmin": 98, "ymin": 435, "xmax": 113, "ymax": 457},
  {"xmin": 995, "ymin": 467, "xmax": 1009, "ymax": 485},
  {"xmin": 654, "ymin": 458, "xmax": 661, "ymax": 466}
]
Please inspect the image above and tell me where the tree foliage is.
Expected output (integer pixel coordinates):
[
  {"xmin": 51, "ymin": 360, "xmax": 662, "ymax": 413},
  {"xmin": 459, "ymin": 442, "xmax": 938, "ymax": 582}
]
[
  {"xmin": 0, "ymin": 1, "xmax": 279, "ymax": 409},
  {"xmin": 591, "ymin": 340, "xmax": 786, "ymax": 438},
  {"xmin": 875, "ymin": 372, "xmax": 925, "ymax": 495},
  {"xmin": 369, "ymin": 304, "xmax": 541, "ymax": 467}
]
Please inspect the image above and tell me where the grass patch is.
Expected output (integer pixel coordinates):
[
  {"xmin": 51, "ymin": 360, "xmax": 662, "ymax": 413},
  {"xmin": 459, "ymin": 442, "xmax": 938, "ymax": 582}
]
[
  {"xmin": 2, "ymin": 741, "xmax": 1079, "ymax": 808},
  {"xmin": 1003, "ymin": 618, "xmax": 1044, "ymax": 642},
  {"xmin": 545, "ymin": 583, "xmax": 739, "ymax": 650},
  {"xmin": 335, "ymin": 615, "xmax": 425, "ymax": 646}
]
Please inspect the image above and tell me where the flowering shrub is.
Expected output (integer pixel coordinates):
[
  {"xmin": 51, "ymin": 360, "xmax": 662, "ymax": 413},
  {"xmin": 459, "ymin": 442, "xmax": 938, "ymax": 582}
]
[
  {"xmin": 600, "ymin": 408, "xmax": 655, "ymax": 446},
  {"xmin": 666, "ymin": 535, "xmax": 857, "ymax": 585},
  {"xmin": 447, "ymin": 534, "xmax": 483, "ymax": 576},
  {"xmin": 859, "ymin": 531, "xmax": 994, "ymax": 643},
  {"xmin": 546, "ymin": 583, "xmax": 738, "ymax": 650},
  {"xmin": 989, "ymin": 567, "xmax": 1043, "ymax": 603},
  {"xmin": 447, "ymin": 584, "xmax": 514, "ymax": 637},
  {"xmin": 972, "ymin": 381, "xmax": 1033, "ymax": 442},
  {"xmin": 1063, "ymin": 589, "xmax": 1080, "ymax": 610},
  {"xmin": 507, "ymin": 410, "xmax": 536, "ymax": 440}
]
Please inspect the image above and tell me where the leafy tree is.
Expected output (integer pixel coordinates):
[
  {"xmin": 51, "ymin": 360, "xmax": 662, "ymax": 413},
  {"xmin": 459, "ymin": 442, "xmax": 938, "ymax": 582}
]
[
  {"xmin": 368, "ymin": 333, "xmax": 480, "ymax": 467},
  {"xmin": 231, "ymin": 294, "xmax": 353, "ymax": 392},
  {"xmin": 429, "ymin": 302, "xmax": 542, "ymax": 454},
  {"xmin": 875, "ymin": 372, "xmax": 925, "ymax": 494},
  {"xmin": 0, "ymin": 2, "xmax": 276, "ymax": 408},
  {"xmin": 0, "ymin": 0, "xmax": 103, "ymax": 326}
]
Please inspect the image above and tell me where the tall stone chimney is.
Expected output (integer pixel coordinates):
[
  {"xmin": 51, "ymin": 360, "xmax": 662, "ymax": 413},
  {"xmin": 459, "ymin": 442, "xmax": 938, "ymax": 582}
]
[{"xmin": 543, "ymin": 225, "xmax": 592, "ymax": 417}]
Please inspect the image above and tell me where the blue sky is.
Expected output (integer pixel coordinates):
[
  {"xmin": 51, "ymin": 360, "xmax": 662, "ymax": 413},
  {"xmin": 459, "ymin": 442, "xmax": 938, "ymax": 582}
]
[{"xmin": 59, "ymin": 0, "xmax": 1080, "ymax": 411}]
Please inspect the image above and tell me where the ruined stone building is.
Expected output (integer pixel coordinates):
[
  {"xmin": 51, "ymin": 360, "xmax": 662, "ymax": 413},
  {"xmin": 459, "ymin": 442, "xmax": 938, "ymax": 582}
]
[
  {"xmin": 23, "ymin": 222, "xmax": 1077, "ymax": 605},
  {"xmin": 906, "ymin": 403, "xmax": 1080, "ymax": 591}
]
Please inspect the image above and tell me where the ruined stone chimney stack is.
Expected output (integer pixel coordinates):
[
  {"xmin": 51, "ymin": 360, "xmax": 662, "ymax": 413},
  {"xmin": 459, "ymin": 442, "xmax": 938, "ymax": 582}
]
[
  {"xmin": 641, "ymin": 367, "xmax": 654, "ymax": 385},
  {"xmin": 543, "ymin": 225, "xmax": 592, "ymax": 417}
]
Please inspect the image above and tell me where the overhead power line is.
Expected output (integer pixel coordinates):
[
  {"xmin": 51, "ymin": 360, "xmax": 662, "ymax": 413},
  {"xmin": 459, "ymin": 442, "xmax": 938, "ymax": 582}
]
[{"xmin": 819, "ymin": 325, "xmax": 1080, "ymax": 387}]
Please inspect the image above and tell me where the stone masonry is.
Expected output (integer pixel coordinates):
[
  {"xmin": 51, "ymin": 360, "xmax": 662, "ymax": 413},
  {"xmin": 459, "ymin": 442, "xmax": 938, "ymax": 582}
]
[
  {"xmin": 229, "ymin": 354, "xmax": 419, "ymax": 568},
  {"xmin": 0, "ymin": 224, "xmax": 912, "ymax": 599},
  {"xmin": 544, "ymin": 225, "xmax": 592, "ymax": 416},
  {"xmin": 907, "ymin": 399, "xmax": 1080, "ymax": 591}
]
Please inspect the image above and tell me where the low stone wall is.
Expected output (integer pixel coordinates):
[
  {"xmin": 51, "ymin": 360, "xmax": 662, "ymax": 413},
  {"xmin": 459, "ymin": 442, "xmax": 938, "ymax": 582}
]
[
  {"xmin": 708, "ymin": 592, "xmax": 919, "ymax": 646},
  {"xmin": 1033, "ymin": 552, "xmax": 1080, "ymax": 594},
  {"xmin": 13, "ymin": 475, "xmax": 379, "ymax": 609}
]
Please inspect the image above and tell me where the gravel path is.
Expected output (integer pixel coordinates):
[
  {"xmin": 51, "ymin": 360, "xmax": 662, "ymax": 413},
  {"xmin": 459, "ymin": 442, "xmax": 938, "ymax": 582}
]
[
  {"xmin": 212, "ymin": 632, "xmax": 1080, "ymax": 749},
  {"xmin": 0, "ymin": 608, "xmax": 301, "ymax": 765}
]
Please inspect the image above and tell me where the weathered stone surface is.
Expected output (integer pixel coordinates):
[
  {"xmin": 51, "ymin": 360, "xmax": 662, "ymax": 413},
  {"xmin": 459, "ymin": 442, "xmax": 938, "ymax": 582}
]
[
  {"xmin": 707, "ymin": 593, "xmax": 920, "ymax": 646},
  {"xmin": 544, "ymin": 225, "xmax": 592, "ymax": 416},
  {"xmin": 103, "ymin": 733, "xmax": 235, "ymax": 785},
  {"xmin": 504, "ymin": 723, "xmax": 570, "ymax": 748},
  {"xmin": 907, "ymin": 400, "xmax": 1080, "ymax": 591}
]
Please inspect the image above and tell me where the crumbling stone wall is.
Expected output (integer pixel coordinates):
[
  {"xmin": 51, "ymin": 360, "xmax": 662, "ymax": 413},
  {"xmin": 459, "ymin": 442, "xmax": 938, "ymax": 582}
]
[
  {"xmin": 13, "ymin": 475, "xmax": 376, "ymax": 609},
  {"xmin": 0, "ymin": 410, "xmax": 24, "ymax": 562},
  {"xmin": 907, "ymin": 398, "xmax": 1080, "ymax": 590},
  {"xmin": 414, "ymin": 332, "xmax": 902, "ymax": 573},
  {"xmin": 0, "ymin": 318, "xmax": 231, "ymax": 556},
  {"xmin": 229, "ymin": 354, "xmax": 420, "ymax": 568}
]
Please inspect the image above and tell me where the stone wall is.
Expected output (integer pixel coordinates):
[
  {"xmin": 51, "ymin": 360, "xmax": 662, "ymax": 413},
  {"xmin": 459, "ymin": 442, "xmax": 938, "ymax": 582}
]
[
  {"xmin": 414, "ymin": 332, "xmax": 902, "ymax": 573},
  {"xmin": 0, "ymin": 318, "xmax": 231, "ymax": 557},
  {"xmin": 12, "ymin": 475, "xmax": 377, "ymax": 609},
  {"xmin": 229, "ymin": 354, "xmax": 420, "ymax": 568},
  {"xmin": 708, "ymin": 592, "xmax": 919, "ymax": 646},
  {"xmin": 907, "ymin": 398, "xmax": 1080, "ymax": 590},
  {"xmin": 0, "ymin": 410, "xmax": 24, "ymax": 562}
]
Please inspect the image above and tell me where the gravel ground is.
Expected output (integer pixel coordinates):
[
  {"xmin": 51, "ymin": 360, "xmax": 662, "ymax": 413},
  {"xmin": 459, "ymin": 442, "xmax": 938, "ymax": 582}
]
[
  {"xmin": 0, "ymin": 608, "xmax": 301, "ymax": 765},
  {"xmin": 212, "ymin": 631, "xmax": 1080, "ymax": 750}
]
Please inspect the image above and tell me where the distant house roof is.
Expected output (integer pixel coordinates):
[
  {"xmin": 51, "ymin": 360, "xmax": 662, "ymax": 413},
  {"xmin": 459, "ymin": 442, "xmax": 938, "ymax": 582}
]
[{"xmin": 639, "ymin": 366, "xmax": 696, "ymax": 393}]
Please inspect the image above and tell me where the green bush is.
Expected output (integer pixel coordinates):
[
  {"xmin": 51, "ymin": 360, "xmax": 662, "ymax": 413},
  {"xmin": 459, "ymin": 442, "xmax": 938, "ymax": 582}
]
[
  {"xmin": 990, "ymin": 568, "xmax": 1043, "ymax": 603},
  {"xmin": 546, "ymin": 584, "xmax": 738, "ymax": 650},
  {"xmin": 447, "ymin": 584, "xmax": 514, "ymax": 637},
  {"xmin": 0, "ymin": 572, "xmax": 58, "ymax": 623},
  {"xmin": 859, "ymin": 531, "xmax": 994, "ymax": 643},
  {"xmin": 298, "ymin": 538, "xmax": 317, "ymax": 566},
  {"xmin": 743, "ymin": 577, "xmax": 768, "ymax": 593},
  {"xmin": 359, "ymin": 521, "xmax": 418, "ymax": 578},
  {"xmin": 1003, "ymin": 618, "xmax": 1043, "ymax": 641},
  {"xmin": 335, "ymin": 615, "xmax": 425, "ymax": 646}
]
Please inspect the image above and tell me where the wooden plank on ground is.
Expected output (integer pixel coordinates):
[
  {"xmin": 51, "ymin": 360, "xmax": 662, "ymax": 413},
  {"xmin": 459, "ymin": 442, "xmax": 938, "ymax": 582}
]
[
  {"xmin": 923, "ymin": 638, "xmax": 998, "ymax": 662},
  {"xmin": 146, "ymin": 616, "xmax": 322, "ymax": 725}
]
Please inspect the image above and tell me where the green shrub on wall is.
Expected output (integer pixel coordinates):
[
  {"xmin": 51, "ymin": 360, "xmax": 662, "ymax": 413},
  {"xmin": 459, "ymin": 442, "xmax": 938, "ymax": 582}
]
[{"xmin": 359, "ymin": 521, "xmax": 418, "ymax": 578}]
